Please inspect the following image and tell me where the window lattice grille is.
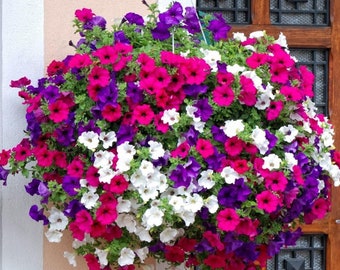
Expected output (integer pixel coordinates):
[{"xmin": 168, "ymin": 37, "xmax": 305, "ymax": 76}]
[
  {"xmin": 270, "ymin": 0, "xmax": 330, "ymax": 25},
  {"xmin": 196, "ymin": 0, "xmax": 251, "ymax": 24},
  {"xmin": 267, "ymin": 234, "xmax": 326, "ymax": 270}
]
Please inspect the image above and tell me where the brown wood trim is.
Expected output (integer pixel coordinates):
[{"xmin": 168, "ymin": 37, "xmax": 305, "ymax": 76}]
[
  {"xmin": 230, "ymin": 25, "xmax": 332, "ymax": 48},
  {"xmin": 251, "ymin": 0, "xmax": 270, "ymax": 25}
]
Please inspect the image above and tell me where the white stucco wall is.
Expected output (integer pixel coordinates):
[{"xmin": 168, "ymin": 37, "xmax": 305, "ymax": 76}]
[{"xmin": 0, "ymin": 1, "xmax": 44, "ymax": 270}]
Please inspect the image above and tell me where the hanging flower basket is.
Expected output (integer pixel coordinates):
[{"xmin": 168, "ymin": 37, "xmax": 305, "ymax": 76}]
[{"xmin": 1, "ymin": 1, "xmax": 340, "ymax": 269}]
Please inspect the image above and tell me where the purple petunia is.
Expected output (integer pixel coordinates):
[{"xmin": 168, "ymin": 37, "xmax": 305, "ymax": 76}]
[
  {"xmin": 0, "ymin": 166, "xmax": 9, "ymax": 185},
  {"xmin": 183, "ymin": 7, "xmax": 201, "ymax": 34},
  {"xmin": 151, "ymin": 22, "xmax": 171, "ymax": 41},
  {"xmin": 29, "ymin": 205, "xmax": 48, "ymax": 225},
  {"xmin": 124, "ymin": 12, "xmax": 144, "ymax": 26},
  {"xmin": 207, "ymin": 13, "xmax": 231, "ymax": 41},
  {"xmin": 169, "ymin": 164, "xmax": 190, "ymax": 188},
  {"xmin": 159, "ymin": 1, "xmax": 183, "ymax": 26},
  {"xmin": 84, "ymin": 16, "xmax": 106, "ymax": 30},
  {"xmin": 193, "ymin": 98, "xmax": 212, "ymax": 122},
  {"xmin": 62, "ymin": 176, "xmax": 80, "ymax": 196}
]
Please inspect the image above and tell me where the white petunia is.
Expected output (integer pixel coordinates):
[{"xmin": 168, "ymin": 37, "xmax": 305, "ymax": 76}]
[
  {"xmin": 160, "ymin": 228, "xmax": 179, "ymax": 243},
  {"xmin": 251, "ymin": 126, "xmax": 269, "ymax": 154},
  {"xmin": 81, "ymin": 189, "xmax": 99, "ymax": 209},
  {"xmin": 221, "ymin": 119, "xmax": 244, "ymax": 137},
  {"xmin": 118, "ymin": 247, "xmax": 135, "ymax": 266},
  {"xmin": 130, "ymin": 169, "xmax": 147, "ymax": 188},
  {"xmin": 274, "ymin": 32, "xmax": 288, "ymax": 48},
  {"xmin": 117, "ymin": 142, "xmax": 136, "ymax": 159},
  {"xmin": 142, "ymin": 206, "xmax": 164, "ymax": 229},
  {"xmin": 198, "ymin": 169, "xmax": 215, "ymax": 189},
  {"xmin": 48, "ymin": 207, "xmax": 68, "ymax": 231},
  {"xmin": 139, "ymin": 160, "xmax": 155, "ymax": 177},
  {"xmin": 99, "ymin": 131, "xmax": 117, "ymax": 149},
  {"xmin": 148, "ymin": 140, "xmax": 165, "ymax": 160},
  {"xmin": 220, "ymin": 166, "xmax": 240, "ymax": 184},
  {"xmin": 201, "ymin": 48, "xmax": 221, "ymax": 72},
  {"xmin": 116, "ymin": 158, "xmax": 132, "ymax": 173},
  {"xmin": 117, "ymin": 197, "xmax": 132, "ymax": 213},
  {"xmin": 45, "ymin": 228, "xmax": 63, "ymax": 243},
  {"xmin": 285, "ymin": 152, "xmax": 298, "ymax": 171},
  {"xmin": 263, "ymin": 154, "xmax": 282, "ymax": 170},
  {"xmin": 227, "ymin": 64, "xmax": 246, "ymax": 75},
  {"xmin": 156, "ymin": 172, "xmax": 169, "ymax": 193},
  {"xmin": 135, "ymin": 226, "xmax": 152, "ymax": 242},
  {"xmin": 135, "ymin": 247, "xmax": 149, "ymax": 263},
  {"xmin": 249, "ymin": 30, "xmax": 265, "ymax": 39},
  {"xmin": 233, "ymin": 32, "xmax": 247, "ymax": 42},
  {"xmin": 93, "ymin": 150, "xmax": 114, "ymax": 168},
  {"xmin": 116, "ymin": 213, "xmax": 137, "ymax": 233},
  {"xmin": 98, "ymin": 167, "xmax": 116, "ymax": 183},
  {"xmin": 178, "ymin": 210, "xmax": 195, "ymax": 226},
  {"xmin": 161, "ymin": 108, "xmax": 180, "ymax": 126},
  {"xmin": 64, "ymin": 251, "xmax": 77, "ymax": 267},
  {"xmin": 185, "ymin": 193, "xmax": 204, "ymax": 213},
  {"xmin": 138, "ymin": 185, "xmax": 159, "ymax": 202},
  {"xmin": 279, "ymin": 125, "xmax": 298, "ymax": 143},
  {"xmin": 255, "ymin": 93, "xmax": 271, "ymax": 110},
  {"xmin": 78, "ymin": 131, "xmax": 99, "ymax": 151},
  {"xmin": 169, "ymin": 196, "xmax": 185, "ymax": 213},
  {"xmin": 321, "ymin": 130, "xmax": 334, "ymax": 148},
  {"xmin": 205, "ymin": 195, "xmax": 219, "ymax": 213},
  {"xmin": 95, "ymin": 248, "xmax": 109, "ymax": 266}
]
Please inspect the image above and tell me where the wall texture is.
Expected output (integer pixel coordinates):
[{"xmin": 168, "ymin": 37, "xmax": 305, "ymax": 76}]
[{"xmin": 1, "ymin": 0, "xmax": 44, "ymax": 270}]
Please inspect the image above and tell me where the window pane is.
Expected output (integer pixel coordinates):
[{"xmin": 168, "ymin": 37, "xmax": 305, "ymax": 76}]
[
  {"xmin": 196, "ymin": 0, "xmax": 251, "ymax": 24},
  {"xmin": 290, "ymin": 48, "xmax": 329, "ymax": 115},
  {"xmin": 270, "ymin": 0, "xmax": 330, "ymax": 26}
]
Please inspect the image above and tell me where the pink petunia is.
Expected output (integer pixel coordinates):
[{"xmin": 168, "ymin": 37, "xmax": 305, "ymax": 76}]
[
  {"xmin": 34, "ymin": 146, "xmax": 54, "ymax": 167},
  {"xmin": 48, "ymin": 100, "xmax": 70, "ymax": 123},
  {"xmin": 264, "ymin": 171, "xmax": 288, "ymax": 192},
  {"xmin": 67, "ymin": 157, "xmax": 84, "ymax": 178},
  {"xmin": 216, "ymin": 208, "xmax": 240, "ymax": 231},
  {"xmin": 266, "ymin": 100, "xmax": 283, "ymax": 121},
  {"xmin": 75, "ymin": 209, "xmax": 94, "ymax": 233},
  {"xmin": 231, "ymin": 159, "xmax": 250, "ymax": 174},
  {"xmin": 171, "ymin": 141, "xmax": 190, "ymax": 158},
  {"xmin": 164, "ymin": 245, "xmax": 185, "ymax": 263},
  {"xmin": 256, "ymin": 190, "xmax": 281, "ymax": 213},
  {"xmin": 86, "ymin": 166, "xmax": 100, "ymax": 187},
  {"xmin": 239, "ymin": 76, "xmax": 257, "ymax": 106},
  {"xmin": 280, "ymin": 85, "xmax": 302, "ymax": 102},
  {"xmin": 216, "ymin": 71, "xmax": 234, "ymax": 85},
  {"xmin": 0, "ymin": 149, "xmax": 10, "ymax": 166},
  {"xmin": 75, "ymin": 8, "xmax": 94, "ymax": 22},
  {"xmin": 235, "ymin": 217, "xmax": 259, "ymax": 240},
  {"xmin": 96, "ymin": 202, "xmax": 118, "ymax": 225},
  {"xmin": 102, "ymin": 103, "xmax": 122, "ymax": 122},
  {"xmin": 196, "ymin": 138, "xmax": 214, "ymax": 158},
  {"xmin": 12, "ymin": 140, "xmax": 31, "ymax": 161},
  {"xmin": 104, "ymin": 174, "xmax": 129, "ymax": 194},
  {"xmin": 246, "ymin": 52, "xmax": 268, "ymax": 69},
  {"xmin": 132, "ymin": 104, "xmax": 155, "ymax": 125},
  {"xmin": 68, "ymin": 54, "xmax": 93, "ymax": 68},
  {"xmin": 269, "ymin": 63, "xmax": 289, "ymax": 84},
  {"xmin": 224, "ymin": 136, "xmax": 244, "ymax": 157},
  {"xmin": 88, "ymin": 66, "xmax": 110, "ymax": 87},
  {"xmin": 203, "ymin": 254, "xmax": 227, "ymax": 269},
  {"xmin": 179, "ymin": 57, "xmax": 210, "ymax": 85},
  {"xmin": 212, "ymin": 84, "xmax": 234, "ymax": 106},
  {"xmin": 93, "ymin": 45, "xmax": 117, "ymax": 65},
  {"xmin": 84, "ymin": 253, "xmax": 101, "ymax": 270}
]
